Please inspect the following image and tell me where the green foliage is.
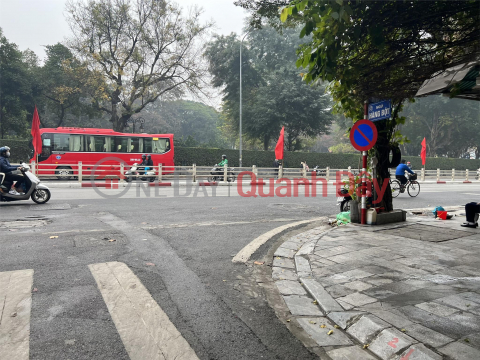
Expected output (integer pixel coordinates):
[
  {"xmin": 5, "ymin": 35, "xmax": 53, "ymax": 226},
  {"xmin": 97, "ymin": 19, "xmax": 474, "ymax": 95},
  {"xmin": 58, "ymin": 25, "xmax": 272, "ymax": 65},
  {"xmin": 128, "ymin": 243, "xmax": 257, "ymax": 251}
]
[
  {"xmin": 0, "ymin": 28, "xmax": 36, "ymax": 138},
  {"xmin": 399, "ymin": 96, "xmax": 480, "ymax": 158},
  {"xmin": 328, "ymin": 143, "xmax": 355, "ymax": 154},
  {"xmin": 175, "ymin": 146, "xmax": 480, "ymax": 171},
  {"xmin": 0, "ymin": 139, "xmax": 32, "ymax": 162},
  {"xmin": 141, "ymin": 100, "xmax": 227, "ymax": 148},
  {"xmin": 204, "ymin": 25, "xmax": 334, "ymax": 151}
]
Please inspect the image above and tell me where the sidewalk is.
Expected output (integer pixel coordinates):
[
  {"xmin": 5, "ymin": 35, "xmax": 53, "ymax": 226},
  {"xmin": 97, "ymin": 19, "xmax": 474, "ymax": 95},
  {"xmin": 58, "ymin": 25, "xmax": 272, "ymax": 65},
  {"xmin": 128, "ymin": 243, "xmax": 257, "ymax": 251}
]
[{"xmin": 272, "ymin": 210, "xmax": 480, "ymax": 359}]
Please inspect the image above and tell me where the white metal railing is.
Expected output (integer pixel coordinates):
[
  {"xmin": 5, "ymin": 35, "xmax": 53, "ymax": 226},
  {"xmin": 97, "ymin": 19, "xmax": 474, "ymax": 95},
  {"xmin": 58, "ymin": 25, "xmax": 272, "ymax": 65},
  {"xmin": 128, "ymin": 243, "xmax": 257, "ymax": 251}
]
[{"xmin": 29, "ymin": 162, "xmax": 478, "ymax": 184}]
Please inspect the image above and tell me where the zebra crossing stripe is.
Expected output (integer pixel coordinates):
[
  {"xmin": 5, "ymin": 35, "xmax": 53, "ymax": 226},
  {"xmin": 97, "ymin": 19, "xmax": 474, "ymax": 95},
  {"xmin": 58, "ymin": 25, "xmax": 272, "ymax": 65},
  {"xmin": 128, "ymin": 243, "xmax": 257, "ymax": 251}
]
[
  {"xmin": 89, "ymin": 262, "xmax": 198, "ymax": 360},
  {"xmin": 0, "ymin": 269, "xmax": 34, "ymax": 360}
]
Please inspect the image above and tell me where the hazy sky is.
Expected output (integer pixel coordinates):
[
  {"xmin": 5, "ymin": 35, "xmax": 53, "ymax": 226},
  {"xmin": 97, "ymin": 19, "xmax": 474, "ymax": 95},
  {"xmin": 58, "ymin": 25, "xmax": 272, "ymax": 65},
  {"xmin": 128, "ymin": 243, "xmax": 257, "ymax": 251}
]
[{"xmin": 0, "ymin": 0, "xmax": 248, "ymax": 60}]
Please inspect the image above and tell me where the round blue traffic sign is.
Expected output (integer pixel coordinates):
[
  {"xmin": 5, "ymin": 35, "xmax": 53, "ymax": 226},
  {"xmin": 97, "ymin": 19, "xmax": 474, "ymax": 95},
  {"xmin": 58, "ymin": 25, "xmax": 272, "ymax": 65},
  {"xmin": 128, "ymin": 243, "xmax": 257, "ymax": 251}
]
[{"xmin": 350, "ymin": 119, "xmax": 378, "ymax": 151}]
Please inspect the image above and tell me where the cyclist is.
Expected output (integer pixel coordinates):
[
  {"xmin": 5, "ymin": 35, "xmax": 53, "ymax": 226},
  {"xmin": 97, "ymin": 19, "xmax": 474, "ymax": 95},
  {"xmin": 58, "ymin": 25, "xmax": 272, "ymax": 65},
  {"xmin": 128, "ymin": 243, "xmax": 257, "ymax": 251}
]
[{"xmin": 395, "ymin": 159, "xmax": 415, "ymax": 190}]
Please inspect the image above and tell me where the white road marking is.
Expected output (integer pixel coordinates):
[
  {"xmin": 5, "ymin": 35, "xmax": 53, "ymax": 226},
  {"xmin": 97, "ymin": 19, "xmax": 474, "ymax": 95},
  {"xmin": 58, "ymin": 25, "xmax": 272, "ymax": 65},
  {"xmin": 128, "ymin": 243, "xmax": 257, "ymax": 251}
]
[
  {"xmin": 89, "ymin": 262, "xmax": 198, "ymax": 360},
  {"xmin": 232, "ymin": 217, "xmax": 325, "ymax": 263},
  {"xmin": 0, "ymin": 269, "xmax": 34, "ymax": 360}
]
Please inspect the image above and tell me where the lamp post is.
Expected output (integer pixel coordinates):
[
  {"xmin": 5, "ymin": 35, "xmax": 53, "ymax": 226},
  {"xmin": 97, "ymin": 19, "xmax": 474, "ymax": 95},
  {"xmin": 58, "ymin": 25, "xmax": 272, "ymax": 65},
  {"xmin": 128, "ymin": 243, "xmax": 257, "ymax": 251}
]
[
  {"xmin": 239, "ymin": 29, "xmax": 253, "ymax": 168},
  {"xmin": 128, "ymin": 117, "xmax": 145, "ymax": 133}
]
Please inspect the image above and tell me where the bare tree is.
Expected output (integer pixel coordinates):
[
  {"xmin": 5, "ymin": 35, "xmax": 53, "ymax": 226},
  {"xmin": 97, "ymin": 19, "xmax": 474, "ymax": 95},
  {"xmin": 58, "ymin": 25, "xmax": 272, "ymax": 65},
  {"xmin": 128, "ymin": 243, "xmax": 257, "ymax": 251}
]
[{"xmin": 66, "ymin": 0, "xmax": 213, "ymax": 131}]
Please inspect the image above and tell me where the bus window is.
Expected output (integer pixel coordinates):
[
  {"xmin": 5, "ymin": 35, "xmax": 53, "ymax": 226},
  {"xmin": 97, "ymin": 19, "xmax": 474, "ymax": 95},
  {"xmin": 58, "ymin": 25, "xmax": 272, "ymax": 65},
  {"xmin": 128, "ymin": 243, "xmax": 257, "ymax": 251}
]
[
  {"xmin": 129, "ymin": 137, "xmax": 142, "ymax": 153},
  {"xmin": 69, "ymin": 135, "xmax": 84, "ymax": 152},
  {"xmin": 144, "ymin": 138, "xmax": 152, "ymax": 153},
  {"xmin": 152, "ymin": 138, "xmax": 168, "ymax": 154},
  {"xmin": 53, "ymin": 134, "xmax": 70, "ymax": 152},
  {"xmin": 40, "ymin": 133, "xmax": 52, "ymax": 159},
  {"xmin": 114, "ymin": 137, "xmax": 129, "ymax": 152},
  {"xmin": 87, "ymin": 136, "xmax": 110, "ymax": 152}
]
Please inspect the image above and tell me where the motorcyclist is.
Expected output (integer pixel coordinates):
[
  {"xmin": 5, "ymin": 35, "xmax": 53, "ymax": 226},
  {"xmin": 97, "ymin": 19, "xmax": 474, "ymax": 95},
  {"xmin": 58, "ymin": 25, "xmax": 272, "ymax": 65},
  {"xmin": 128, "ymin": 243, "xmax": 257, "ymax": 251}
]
[
  {"xmin": 215, "ymin": 154, "xmax": 228, "ymax": 177},
  {"xmin": 139, "ymin": 154, "xmax": 147, "ymax": 175},
  {"xmin": 145, "ymin": 154, "xmax": 154, "ymax": 167},
  {"xmin": 395, "ymin": 159, "xmax": 415, "ymax": 186},
  {"xmin": 0, "ymin": 146, "xmax": 25, "ymax": 195}
]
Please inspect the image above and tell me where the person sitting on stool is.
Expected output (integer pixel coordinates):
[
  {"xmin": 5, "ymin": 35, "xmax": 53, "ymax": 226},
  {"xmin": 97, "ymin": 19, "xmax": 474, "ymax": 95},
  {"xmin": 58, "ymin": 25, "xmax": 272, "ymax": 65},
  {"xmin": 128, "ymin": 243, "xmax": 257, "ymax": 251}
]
[{"xmin": 461, "ymin": 202, "xmax": 480, "ymax": 228}]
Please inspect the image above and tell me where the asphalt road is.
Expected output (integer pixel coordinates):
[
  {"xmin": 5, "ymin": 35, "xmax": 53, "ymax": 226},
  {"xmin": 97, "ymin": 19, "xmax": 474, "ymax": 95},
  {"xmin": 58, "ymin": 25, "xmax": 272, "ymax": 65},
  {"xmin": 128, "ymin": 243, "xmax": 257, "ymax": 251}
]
[{"xmin": 1, "ymin": 183, "xmax": 479, "ymax": 359}]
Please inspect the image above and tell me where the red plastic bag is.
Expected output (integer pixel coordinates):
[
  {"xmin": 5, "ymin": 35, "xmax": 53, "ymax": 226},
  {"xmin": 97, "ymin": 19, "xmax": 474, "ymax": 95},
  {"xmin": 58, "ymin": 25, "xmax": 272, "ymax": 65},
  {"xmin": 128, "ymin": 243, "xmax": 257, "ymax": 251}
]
[{"xmin": 437, "ymin": 211, "xmax": 447, "ymax": 220}]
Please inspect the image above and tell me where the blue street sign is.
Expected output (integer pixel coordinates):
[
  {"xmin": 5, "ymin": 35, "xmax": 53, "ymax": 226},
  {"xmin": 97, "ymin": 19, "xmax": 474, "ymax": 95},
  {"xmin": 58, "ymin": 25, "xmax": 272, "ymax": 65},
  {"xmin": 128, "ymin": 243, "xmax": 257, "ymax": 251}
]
[{"xmin": 368, "ymin": 100, "xmax": 391, "ymax": 121}]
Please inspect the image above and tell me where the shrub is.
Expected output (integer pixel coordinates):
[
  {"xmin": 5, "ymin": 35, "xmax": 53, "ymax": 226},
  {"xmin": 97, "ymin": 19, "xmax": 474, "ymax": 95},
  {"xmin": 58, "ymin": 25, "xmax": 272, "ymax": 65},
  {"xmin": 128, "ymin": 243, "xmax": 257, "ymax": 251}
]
[{"xmin": 0, "ymin": 139, "xmax": 32, "ymax": 163}]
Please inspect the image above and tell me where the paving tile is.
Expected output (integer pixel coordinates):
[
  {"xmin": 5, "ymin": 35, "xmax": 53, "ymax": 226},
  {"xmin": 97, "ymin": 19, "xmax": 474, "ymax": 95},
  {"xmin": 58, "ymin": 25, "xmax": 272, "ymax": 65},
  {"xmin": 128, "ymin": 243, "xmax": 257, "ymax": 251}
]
[
  {"xmin": 369, "ymin": 310, "xmax": 414, "ymax": 328},
  {"xmin": 282, "ymin": 295, "xmax": 323, "ymax": 316},
  {"xmin": 447, "ymin": 312, "xmax": 480, "ymax": 332},
  {"xmin": 325, "ymin": 284, "xmax": 356, "ymax": 298},
  {"xmin": 379, "ymin": 281, "xmax": 421, "ymax": 295},
  {"xmin": 459, "ymin": 332, "xmax": 480, "ymax": 350},
  {"xmin": 327, "ymin": 346, "xmax": 378, "ymax": 360},
  {"xmin": 301, "ymin": 278, "xmax": 343, "ymax": 313},
  {"xmin": 363, "ymin": 288, "xmax": 398, "ymax": 300},
  {"xmin": 313, "ymin": 258, "xmax": 337, "ymax": 266},
  {"xmin": 369, "ymin": 328, "xmax": 417, "ymax": 360},
  {"xmin": 271, "ymin": 267, "xmax": 297, "ymax": 281},
  {"xmin": 337, "ymin": 299, "xmax": 355, "ymax": 311},
  {"xmin": 343, "ymin": 280, "xmax": 372, "ymax": 292},
  {"xmin": 279, "ymin": 241, "xmax": 301, "ymax": 251},
  {"xmin": 415, "ymin": 301, "xmax": 460, "ymax": 317},
  {"xmin": 297, "ymin": 317, "xmax": 352, "ymax": 347},
  {"xmin": 272, "ymin": 257, "xmax": 295, "ymax": 269},
  {"xmin": 397, "ymin": 305, "xmax": 476, "ymax": 339},
  {"xmin": 275, "ymin": 280, "xmax": 307, "ymax": 296},
  {"xmin": 273, "ymin": 247, "xmax": 296, "ymax": 258},
  {"xmin": 382, "ymin": 286, "xmax": 460, "ymax": 307},
  {"xmin": 347, "ymin": 315, "xmax": 391, "ymax": 344},
  {"xmin": 404, "ymin": 323, "xmax": 454, "ymax": 348},
  {"xmin": 438, "ymin": 341, "xmax": 480, "ymax": 360},
  {"xmin": 312, "ymin": 267, "xmax": 334, "ymax": 278},
  {"xmin": 434, "ymin": 293, "xmax": 480, "ymax": 311},
  {"xmin": 365, "ymin": 278, "xmax": 394, "ymax": 286},
  {"xmin": 327, "ymin": 311, "xmax": 365, "ymax": 329},
  {"xmin": 338, "ymin": 292, "xmax": 377, "ymax": 307},
  {"xmin": 394, "ymin": 344, "xmax": 442, "ymax": 360},
  {"xmin": 340, "ymin": 269, "xmax": 373, "ymax": 279}
]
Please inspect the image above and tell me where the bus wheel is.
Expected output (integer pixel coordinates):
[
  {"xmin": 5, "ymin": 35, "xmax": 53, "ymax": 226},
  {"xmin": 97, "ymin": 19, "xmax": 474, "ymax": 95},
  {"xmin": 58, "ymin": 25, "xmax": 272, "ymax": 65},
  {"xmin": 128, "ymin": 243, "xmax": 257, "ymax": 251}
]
[{"xmin": 56, "ymin": 166, "xmax": 73, "ymax": 180}]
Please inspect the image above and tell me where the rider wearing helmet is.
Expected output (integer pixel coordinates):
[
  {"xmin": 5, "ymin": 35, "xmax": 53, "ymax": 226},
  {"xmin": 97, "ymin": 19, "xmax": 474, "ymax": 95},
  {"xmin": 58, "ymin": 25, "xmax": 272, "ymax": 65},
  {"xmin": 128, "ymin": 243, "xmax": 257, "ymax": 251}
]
[
  {"xmin": 139, "ymin": 154, "xmax": 147, "ymax": 174},
  {"xmin": 145, "ymin": 154, "xmax": 153, "ymax": 167},
  {"xmin": 218, "ymin": 154, "xmax": 228, "ymax": 168},
  {"xmin": 0, "ymin": 146, "xmax": 25, "ymax": 195}
]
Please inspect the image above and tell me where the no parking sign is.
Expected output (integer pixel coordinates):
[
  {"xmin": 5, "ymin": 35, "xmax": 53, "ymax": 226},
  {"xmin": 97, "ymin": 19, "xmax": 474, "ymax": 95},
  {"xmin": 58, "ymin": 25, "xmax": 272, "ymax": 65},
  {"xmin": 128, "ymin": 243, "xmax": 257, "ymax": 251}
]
[{"xmin": 350, "ymin": 119, "xmax": 378, "ymax": 151}]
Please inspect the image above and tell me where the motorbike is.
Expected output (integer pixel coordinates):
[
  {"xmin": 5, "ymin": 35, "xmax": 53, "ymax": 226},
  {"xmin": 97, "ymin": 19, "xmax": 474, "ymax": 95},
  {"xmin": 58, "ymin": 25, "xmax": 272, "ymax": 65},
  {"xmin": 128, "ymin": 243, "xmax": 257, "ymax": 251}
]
[
  {"xmin": 476, "ymin": 168, "xmax": 480, "ymax": 180},
  {"xmin": 0, "ymin": 163, "xmax": 51, "ymax": 204},
  {"xmin": 208, "ymin": 164, "xmax": 236, "ymax": 182},
  {"xmin": 337, "ymin": 188, "xmax": 352, "ymax": 212},
  {"xmin": 313, "ymin": 166, "xmax": 326, "ymax": 177},
  {"xmin": 124, "ymin": 163, "xmax": 156, "ymax": 182}
]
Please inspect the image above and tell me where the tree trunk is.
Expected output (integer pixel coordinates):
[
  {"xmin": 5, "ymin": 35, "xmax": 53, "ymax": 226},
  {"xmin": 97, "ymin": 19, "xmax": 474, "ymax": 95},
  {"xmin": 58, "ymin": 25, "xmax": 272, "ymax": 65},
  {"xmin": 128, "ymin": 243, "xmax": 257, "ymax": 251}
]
[
  {"xmin": 56, "ymin": 106, "xmax": 65, "ymax": 128},
  {"xmin": 374, "ymin": 120, "xmax": 393, "ymax": 212},
  {"xmin": 263, "ymin": 134, "xmax": 270, "ymax": 151}
]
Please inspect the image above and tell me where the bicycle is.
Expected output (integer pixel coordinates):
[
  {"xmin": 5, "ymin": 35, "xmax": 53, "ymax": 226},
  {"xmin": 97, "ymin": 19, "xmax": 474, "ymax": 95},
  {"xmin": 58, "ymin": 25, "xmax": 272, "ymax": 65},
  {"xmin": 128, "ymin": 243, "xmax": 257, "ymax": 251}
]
[{"xmin": 390, "ymin": 173, "xmax": 420, "ymax": 198}]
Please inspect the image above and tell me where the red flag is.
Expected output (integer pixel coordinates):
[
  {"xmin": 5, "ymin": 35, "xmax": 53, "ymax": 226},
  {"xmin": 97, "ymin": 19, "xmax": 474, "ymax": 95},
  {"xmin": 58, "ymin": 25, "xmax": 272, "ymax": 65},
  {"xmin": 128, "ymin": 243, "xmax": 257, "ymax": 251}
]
[
  {"xmin": 31, "ymin": 106, "xmax": 42, "ymax": 158},
  {"xmin": 275, "ymin": 126, "xmax": 284, "ymax": 160},
  {"xmin": 420, "ymin": 137, "xmax": 426, "ymax": 166}
]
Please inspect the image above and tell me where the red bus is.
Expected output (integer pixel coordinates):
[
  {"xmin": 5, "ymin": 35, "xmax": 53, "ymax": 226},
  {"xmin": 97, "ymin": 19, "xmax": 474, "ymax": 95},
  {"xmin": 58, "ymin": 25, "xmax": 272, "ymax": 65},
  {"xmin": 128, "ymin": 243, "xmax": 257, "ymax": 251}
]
[{"xmin": 34, "ymin": 127, "xmax": 174, "ymax": 179}]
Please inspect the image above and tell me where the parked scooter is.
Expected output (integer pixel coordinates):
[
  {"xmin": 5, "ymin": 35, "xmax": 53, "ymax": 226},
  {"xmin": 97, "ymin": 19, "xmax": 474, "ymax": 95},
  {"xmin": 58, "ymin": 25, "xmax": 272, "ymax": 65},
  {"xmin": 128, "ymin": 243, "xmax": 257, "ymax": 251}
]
[
  {"xmin": 208, "ymin": 165, "xmax": 236, "ymax": 182},
  {"xmin": 337, "ymin": 188, "xmax": 352, "ymax": 212},
  {"xmin": 0, "ymin": 163, "xmax": 51, "ymax": 204},
  {"xmin": 124, "ymin": 163, "xmax": 155, "ymax": 182},
  {"xmin": 476, "ymin": 168, "xmax": 480, "ymax": 180}
]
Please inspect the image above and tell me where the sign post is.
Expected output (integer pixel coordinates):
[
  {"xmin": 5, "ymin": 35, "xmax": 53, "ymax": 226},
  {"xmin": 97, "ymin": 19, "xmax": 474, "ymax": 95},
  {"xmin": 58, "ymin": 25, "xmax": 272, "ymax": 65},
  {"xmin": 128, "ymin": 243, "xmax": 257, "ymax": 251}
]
[
  {"xmin": 368, "ymin": 100, "xmax": 391, "ymax": 122},
  {"xmin": 350, "ymin": 108, "xmax": 378, "ymax": 225}
]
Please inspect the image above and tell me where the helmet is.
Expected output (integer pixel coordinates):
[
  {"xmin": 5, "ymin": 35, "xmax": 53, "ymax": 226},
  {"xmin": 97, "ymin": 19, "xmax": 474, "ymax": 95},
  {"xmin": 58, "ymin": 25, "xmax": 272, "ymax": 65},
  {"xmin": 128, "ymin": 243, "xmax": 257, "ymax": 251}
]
[
  {"xmin": 222, "ymin": 154, "xmax": 227, "ymax": 159},
  {"xmin": 407, "ymin": 161, "xmax": 411, "ymax": 165},
  {"xmin": 146, "ymin": 154, "xmax": 151, "ymax": 159},
  {"xmin": 0, "ymin": 146, "xmax": 11, "ymax": 157},
  {"xmin": 142, "ymin": 154, "xmax": 146, "ymax": 159}
]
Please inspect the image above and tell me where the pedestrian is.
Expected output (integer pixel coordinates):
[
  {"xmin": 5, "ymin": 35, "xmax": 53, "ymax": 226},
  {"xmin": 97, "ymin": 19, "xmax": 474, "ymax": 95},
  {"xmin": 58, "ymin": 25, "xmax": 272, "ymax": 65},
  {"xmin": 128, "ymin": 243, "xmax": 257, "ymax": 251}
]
[
  {"xmin": 461, "ymin": 202, "xmax": 480, "ymax": 228},
  {"xmin": 273, "ymin": 158, "xmax": 280, "ymax": 178}
]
